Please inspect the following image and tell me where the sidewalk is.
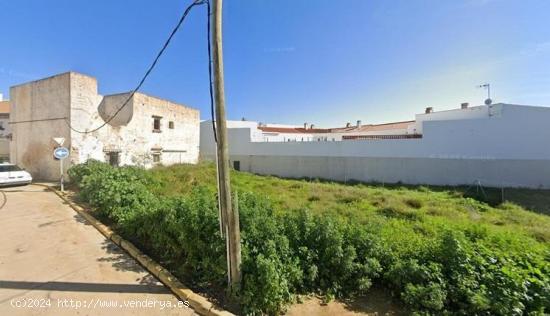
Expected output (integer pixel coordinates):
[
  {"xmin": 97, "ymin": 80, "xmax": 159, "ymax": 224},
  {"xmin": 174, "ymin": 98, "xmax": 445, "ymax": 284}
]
[{"xmin": 0, "ymin": 184, "xmax": 196, "ymax": 315}]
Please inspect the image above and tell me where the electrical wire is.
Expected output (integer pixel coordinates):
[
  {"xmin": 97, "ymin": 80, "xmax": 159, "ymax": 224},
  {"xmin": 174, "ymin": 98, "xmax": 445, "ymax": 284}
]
[
  {"xmin": 9, "ymin": 117, "xmax": 68, "ymax": 125},
  {"xmin": 206, "ymin": 0, "xmax": 218, "ymax": 143},
  {"xmin": 67, "ymin": 0, "xmax": 207, "ymax": 134}
]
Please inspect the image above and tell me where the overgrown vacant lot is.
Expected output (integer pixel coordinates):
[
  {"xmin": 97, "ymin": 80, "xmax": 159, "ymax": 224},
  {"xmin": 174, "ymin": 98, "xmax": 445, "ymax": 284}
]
[
  {"xmin": 69, "ymin": 161, "xmax": 550, "ymax": 315},
  {"xmin": 151, "ymin": 163, "xmax": 550, "ymax": 243}
]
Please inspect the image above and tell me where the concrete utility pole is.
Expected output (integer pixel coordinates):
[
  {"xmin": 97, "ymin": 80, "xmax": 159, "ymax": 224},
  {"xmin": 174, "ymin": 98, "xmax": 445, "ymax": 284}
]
[{"xmin": 212, "ymin": 0, "xmax": 242, "ymax": 290}]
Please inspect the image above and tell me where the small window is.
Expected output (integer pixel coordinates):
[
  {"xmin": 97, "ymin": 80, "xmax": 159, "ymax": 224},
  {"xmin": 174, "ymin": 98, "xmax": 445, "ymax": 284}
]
[
  {"xmin": 152, "ymin": 116, "xmax": 162, "ymax": 132},
  {"xmin": 168, "ymin": 121, "xmax": 174, "ymax": 129},
  {"xmin": 108, "ymin": 152, "xmax": 120, "ymax": 167},
  {"xmin": 233, "ymin": 160, "xmax": 240, "ymax": 171},
  {"xmin": 152, "ymin": 153, "xmax": 161, "ymax": 163}
]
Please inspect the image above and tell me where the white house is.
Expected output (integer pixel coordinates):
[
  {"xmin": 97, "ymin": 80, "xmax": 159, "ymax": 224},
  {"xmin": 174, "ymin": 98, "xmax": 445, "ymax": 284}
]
[
  {"xmin": 9, "ymin": 72, "xmax": 200, "ymax": 180},
  {"xmin": 201, "ymin": 103, "xmax": 550, "ymax": 188}
]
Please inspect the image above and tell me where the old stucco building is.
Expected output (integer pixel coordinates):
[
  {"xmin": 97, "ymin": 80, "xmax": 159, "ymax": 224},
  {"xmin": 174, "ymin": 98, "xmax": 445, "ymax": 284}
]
[
  {"xmin": 0, "ymin": 96, "xmax": 10, "ymax": 162},
  {"xmin": 10, "ymin": 72, "xmax": 199, "ymax": 180}
]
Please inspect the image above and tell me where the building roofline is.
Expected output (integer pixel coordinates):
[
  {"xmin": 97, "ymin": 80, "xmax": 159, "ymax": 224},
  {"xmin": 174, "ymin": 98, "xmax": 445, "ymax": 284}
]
[
  {"xmin": 415, "ymin": 103, "xmax": 550, "ymax": 116},
  {"xmin": 496, "ymin": 103, "xmax": 550, "ymax": 109},
  {"xmin": 132, "ymin": 91, "xmax": 199, "ymax": 112},
  {"xmin": 9, "ymin": 71, "xmax": 197, "ymax": 108},
  {"xmin": 258, "ymin": 126, "xmax": 331, "ymax": 134},
  {"xmin": 330, "ymin": 120, "xmax": 415, "ymax": 131},
  {"xmin": 103, "ymin": 91, "xmax": 134, "ymax": 98},
  {"xmin": 359, "ymin": 120, "xmax": 415, "ymax": 127},
  {"xmin": 256, "ymin": 119, "xmax": 416, "ymax": 134},
  {"xmin": 9, "ymin": 71, "xmax": 97, "ymax": 89}
]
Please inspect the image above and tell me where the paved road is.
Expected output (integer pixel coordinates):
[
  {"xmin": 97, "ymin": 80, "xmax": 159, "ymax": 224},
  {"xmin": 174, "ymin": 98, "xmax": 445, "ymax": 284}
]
[{"xmin": 0, "ymin": 184, "xmax": 196, "ymax": 315}]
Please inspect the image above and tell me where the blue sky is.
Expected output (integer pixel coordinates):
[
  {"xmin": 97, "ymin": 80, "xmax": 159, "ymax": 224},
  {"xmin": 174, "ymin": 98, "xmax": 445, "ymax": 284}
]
[{"xmin": 1, "ymin": 0, "xmax": 549, "ymax": 126}]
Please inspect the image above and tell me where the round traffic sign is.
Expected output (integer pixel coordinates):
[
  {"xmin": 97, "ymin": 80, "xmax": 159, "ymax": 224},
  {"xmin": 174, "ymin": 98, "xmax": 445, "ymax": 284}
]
[{"xmin": 54, "ymin": 147, "xmax": 70, "ymax": 160}]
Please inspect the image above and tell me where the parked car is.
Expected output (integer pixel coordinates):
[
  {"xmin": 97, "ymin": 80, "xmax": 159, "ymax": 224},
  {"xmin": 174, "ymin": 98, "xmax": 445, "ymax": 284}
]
[{"xmin": 0, "ymin": 163, "xmax": 32, "ymax": 186}]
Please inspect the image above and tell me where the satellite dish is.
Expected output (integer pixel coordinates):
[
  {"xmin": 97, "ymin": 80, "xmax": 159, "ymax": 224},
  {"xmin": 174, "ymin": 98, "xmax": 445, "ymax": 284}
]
[{"xmin": 484, "ymin": 98, "xmax": 492, "ymax": 105}]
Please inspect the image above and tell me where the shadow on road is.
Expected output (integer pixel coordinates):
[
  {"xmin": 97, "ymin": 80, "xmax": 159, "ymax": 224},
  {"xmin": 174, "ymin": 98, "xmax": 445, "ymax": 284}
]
[
  {"xmin": 0, "ymin": 280, "xmax": 167, "ymax": 294},
  {"xmin": 98, "ymin": 240, "xmax": 162, "ymax": 287}
]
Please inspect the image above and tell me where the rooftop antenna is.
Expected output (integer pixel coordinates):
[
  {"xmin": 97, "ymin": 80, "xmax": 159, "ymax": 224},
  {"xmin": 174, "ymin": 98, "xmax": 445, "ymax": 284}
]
[{"xmin": 477, "ymin": 83, "xmax": 492, "ymax": 105}]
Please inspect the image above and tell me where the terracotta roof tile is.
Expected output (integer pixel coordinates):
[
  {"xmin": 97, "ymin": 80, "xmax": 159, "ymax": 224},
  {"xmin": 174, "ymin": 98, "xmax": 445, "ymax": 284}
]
[
  {"xmin": 258, "ymin": 120, "xmax": 415, "ymax": 134},
  {"xmin": 258, "ymin": 126, "xmax": 330, "ymax": 134},
  {"xmin": 331, "ymin": 120, "xmax": 414, "ymax": 132}
]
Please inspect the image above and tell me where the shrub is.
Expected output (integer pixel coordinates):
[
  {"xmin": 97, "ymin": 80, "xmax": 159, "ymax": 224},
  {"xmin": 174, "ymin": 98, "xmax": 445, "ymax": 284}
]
[
  {"xmin": 385, "ymin": 259, "xmax": 446, "ymax": 312},
  {"xmin": 68, "ymin": 162, "xmax": 550, "ymax": 315},
  {"xmin": 282, "ymin": 211, "xmax": 382, "ymax": 298},
  {"xmin": 239, "ymin": 192, "xmax": 302, "ymax": 315},
  {"xmin": 378, "ymin": 206, "xmax": 421, "ymax": 221},
  {"xmin": 67, "ymin": 159, "xmax": 111, "ymax": 184},
  {"xmin": 307, "ymin": 194, "xmax": 320, "ymax": 202},
  {"xmin": 404, "ymin": 197, "xmax": 423, "ymax": 209}
]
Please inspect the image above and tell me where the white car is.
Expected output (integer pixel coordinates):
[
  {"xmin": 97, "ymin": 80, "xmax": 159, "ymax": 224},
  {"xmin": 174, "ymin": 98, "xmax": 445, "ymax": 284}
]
[{"xmin": 0, "ymin": 163, "xmax": 32, "ymax": 186}]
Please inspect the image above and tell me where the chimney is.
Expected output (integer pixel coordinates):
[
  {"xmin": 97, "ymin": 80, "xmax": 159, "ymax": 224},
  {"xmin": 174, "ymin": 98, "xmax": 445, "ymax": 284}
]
[
  {"xmin": 304, "ymin": 122, "xmax": 308, "ymax": 129},
  {"xmin": 310, "ymin": 124, "xmax": 315, "ymax": 129},
  {"xmin": 356, "ymin": 120, "xmax": 362, "ymax": 127},
  {"xmin": 345, "ymin": 122, "xmax": 351, "ymax": 128},
  {"xmin": 461, "ymin": 102, "xmax": 469, "ymax": 109},
  {"xmin": 425, "ymin": 107, "xmax": 433, "ymax": 114}
]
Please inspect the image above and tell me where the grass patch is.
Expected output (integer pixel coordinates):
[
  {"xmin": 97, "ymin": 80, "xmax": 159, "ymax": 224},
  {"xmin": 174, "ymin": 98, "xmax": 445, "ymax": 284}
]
[
  {"xmin": 307, "ymin": 194, "xmax": 320, "ymax": 202},
  {"xmin": 69, "ymin": 161, "xmax": 550, "ymax": 315},
  {"xmin": 404, "ymin": 197, "xmax": 423, "ymax": 209}
]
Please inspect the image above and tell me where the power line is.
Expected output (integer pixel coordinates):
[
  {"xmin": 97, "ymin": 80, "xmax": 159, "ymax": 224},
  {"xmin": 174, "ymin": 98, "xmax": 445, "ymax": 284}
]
[
  {"xmin": 67, "ymin": 0, "xmax": 207, "ymax": 134},
  {"xmin": 206, "ymin": 0, "xmax": 218, "ymax": 143},
  {"xmin": 9, "ymin": 117, "xmax": 67, "ymax": 125}
]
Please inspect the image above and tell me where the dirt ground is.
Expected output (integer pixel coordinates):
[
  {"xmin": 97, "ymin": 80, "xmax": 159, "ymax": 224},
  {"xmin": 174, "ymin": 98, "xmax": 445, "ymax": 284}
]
[{"xmin": 285, "ymin": 287, "xmax": 406, "ymax": 316}]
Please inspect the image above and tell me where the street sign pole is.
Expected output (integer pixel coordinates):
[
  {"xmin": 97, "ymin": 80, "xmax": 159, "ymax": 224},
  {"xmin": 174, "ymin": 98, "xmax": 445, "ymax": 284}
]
[
  {"xmin": 60, "ymin": 157, "xmax": 64, "ymax": 192},
  {"xmin": 53, "ymin": 140, "xmax": 69, "ymax": 192}
]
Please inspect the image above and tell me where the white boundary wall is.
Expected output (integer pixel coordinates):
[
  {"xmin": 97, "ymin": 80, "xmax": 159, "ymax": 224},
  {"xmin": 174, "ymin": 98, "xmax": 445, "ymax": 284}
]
[{"xmin": 201, "ymin": 104, "xmax": 550, "ymax": 188}]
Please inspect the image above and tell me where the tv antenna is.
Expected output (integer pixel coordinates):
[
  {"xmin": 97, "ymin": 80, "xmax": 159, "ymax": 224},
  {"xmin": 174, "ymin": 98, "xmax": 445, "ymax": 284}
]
[{"xmin": 477, "ymin": 83, "xmax": 492, "ymax": 105}]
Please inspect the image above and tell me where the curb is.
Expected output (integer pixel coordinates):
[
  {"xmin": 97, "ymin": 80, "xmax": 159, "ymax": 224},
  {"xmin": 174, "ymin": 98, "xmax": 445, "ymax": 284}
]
[{"xmin": 37, "ymin": 184, "xmax": 235, "ymax": 316}]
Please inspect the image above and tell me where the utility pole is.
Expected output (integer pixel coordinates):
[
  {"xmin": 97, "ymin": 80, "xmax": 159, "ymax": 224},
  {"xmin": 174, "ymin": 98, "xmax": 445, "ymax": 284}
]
[{"xmin": 212, "ymin": 0, "xmax": 242, "ymax": 290}]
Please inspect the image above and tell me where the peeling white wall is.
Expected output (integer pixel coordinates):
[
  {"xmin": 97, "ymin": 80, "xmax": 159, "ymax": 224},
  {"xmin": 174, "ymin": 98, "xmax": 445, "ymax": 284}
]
[
  {"xmin": 68, "ymin": 72, "xmax": 200, "ymax": 169},
  {"xmin": 10, "ymin": 72, "xmax": 200, "ymax": 180}
]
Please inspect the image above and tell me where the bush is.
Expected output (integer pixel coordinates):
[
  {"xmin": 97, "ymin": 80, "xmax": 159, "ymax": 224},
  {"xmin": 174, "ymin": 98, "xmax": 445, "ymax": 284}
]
[
  {"xmin": 282, "ymin": 210, "xmax": 382, "ymax": 298},
  {"xmin": 239, "ymin": 192, "xmax": 302, "ymax": 315},
  {"xmin": 68, "ymin": 162, "xmax": 550, "ymax": 315},
  {"xmin": 67, "ymin": 159, "xmax": 111, "ymax": 184},
  {"xmin": 404, "ymin": 197, "xmax": 423, "ymax": 209}
]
